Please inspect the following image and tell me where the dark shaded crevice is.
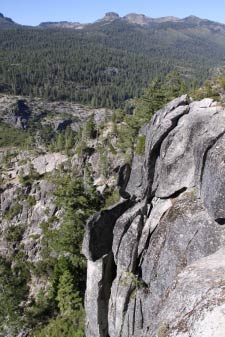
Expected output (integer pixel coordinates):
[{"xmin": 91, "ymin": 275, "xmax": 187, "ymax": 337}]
[
  {"xmin": 128, "ymin": 213, "xmax": 145, "ymax": 273},
  {"xmin": 118, "ymin": 284, "xmax": 136, "ymax": 337},
  {"xmin": 146, "ymin": 107, "xmax": 190, "ymax": 202},
  {"xmin": 117, "ymin": 163, "xmax": 131, "ymax": 199},
  {"xmin": 120, "ymin": 274, "xmax": 147, "ymax": 336},
  {"xmin": 114, "ymin": 203, "xmax": 147, "ymax": 261},
  {"xmin": 159, "ymin": 187, "xmax": 187, "ymax": 200},
  {"xmin": 83, "ymin": 198, "xmax": 135, "ymax": 261},
  {"xmin": 199, "ymin": 131, "xmax": 225, "ymax": 190},
  {"xmin": 185, "ymin": 229, "xmax": 199, "ymax": 254},
  {"xmin": 139, "ymin": 297, "xmax": 144, "ymax": 329},
  {"xmin": 114, "ymin": 218, "xmax": 133, "ymax": 260},
  {"xmin": 215, "ymin": 218, "xmax": 225, "ymax": 225},
  {"xmin": 198, "ymin": 131, "xmax": 225, "ymax": 224},
  {"xmin": 137, "ymin": 200, "xmax": 173, "ymax": 272},
  {"xmin": 137, "ymin": 220, "xmax": 154, "ymax": 272},
  {"xmin": 132, "ymin": 296, "xmax": 137, "ymax": 335},
  {"xmin": 110, "ymin": 254, "xmax": 117, "ymax": 284},
  {"xmin": 141, "ymin": 218, "xmax": 169, "ymax": 287},
  {"xmin": 98, "ymin": 252, "xmax": 117, "ymax": 337}
]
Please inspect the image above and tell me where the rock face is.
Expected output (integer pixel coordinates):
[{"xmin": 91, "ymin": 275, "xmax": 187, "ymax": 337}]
[
  {"xmin": 124, "ymin": 14, "xmax": 151, "ymax": 26},
  {"xmin": 102, "ymin": 12, "xmax": 120, "ymax": 22},
  {"xmin": 32, "ymin": 152, "xmax": 68, "ymax": 175},
  {"xmin": 4, "ymin": 99, "xmax": 31, "ymax": 129},
  {"xmin": 83, "ymin": 96, "xmax": 225, "ymax": 337}
]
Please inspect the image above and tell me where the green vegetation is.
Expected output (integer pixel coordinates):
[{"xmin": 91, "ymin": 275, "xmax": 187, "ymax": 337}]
[
  {"xmin": 0, "ymin": 151, "xmax": 104, "ymax": 336},
  {"xmin": 36, "ymin": 315, "xmax": 85, "ymax": 337},
  {"xmin": 26, "ymin": 195, "xmax": 36, "ymax": 207},
  {"xmin": 82, "ymin": 115, "xmax": 96, "ymax": 140},
  {"xmin": 3, "ymin": 202, "xmax": 23, "ymax": 220},
  {"xmin": 19, "ymin": 164, "xmax": 42, "ymax": 187},
  {"xmin": 135, "ymin": 135, "xmax": 146, "ymax": 155},
  {"xmin": 2, "ymin": 39, "xmax": 225, "ymax": 335},
  {"xmin": 28, "ymin": 170, "xmax": 103, "ymax": 336},
  {"xmin": 191, "ymin": 76, "xmax": 224, "ymax": 102},
  {"xmin": 104, "ymin": 188, "xmax": 120, "ymax": 208},
  {"xmin": 134, "ymin": 72, "xmax": 187, "ymax": 126},
  {"xmin": 114, "ymin": 72, "xmax": 187, "ymax": 160},
  {"xmin": 0, "ymin": 123, "xmax": 32, "ymax": 148},
  {"xmin": 4, "ymin": 224, "xmax": 25, "ymax": 242},
  {"xmin": 49, "ymin": 126, "xmax": 78, "ymax": 153},
  {"xmin": 0, "ymin": 257, "xmax": 30, "ymax": 337},
  {"xmin": 1, "ymin": 18, "xmax": 224, "ymax": 108},
  {"xmin": 33, "ymin": 270, "xmax": 85, "ymax": 337},
  {"xmin": 99, "ymin": 148, "xmax": 109, "ymax": 178}
]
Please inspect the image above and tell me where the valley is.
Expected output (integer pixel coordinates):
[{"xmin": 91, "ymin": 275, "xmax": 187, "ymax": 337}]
[{"xmin": 1, "ymin": 8, "xmax": 225, "ymax": 337}]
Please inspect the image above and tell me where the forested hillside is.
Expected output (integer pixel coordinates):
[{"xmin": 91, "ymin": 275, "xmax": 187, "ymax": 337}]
[
  {"xmin": 2, "ymin": 9, "xmax": 225, "ymax": 337},
  {"xmin": 1, "ymin": 16, "xmax": 225, "ymax": 107}
]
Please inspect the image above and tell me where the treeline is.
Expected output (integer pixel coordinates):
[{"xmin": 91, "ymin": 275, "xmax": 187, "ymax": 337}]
[{"xmin": 0, "ymin": 19, "xmax": 224, "ymax": 107}]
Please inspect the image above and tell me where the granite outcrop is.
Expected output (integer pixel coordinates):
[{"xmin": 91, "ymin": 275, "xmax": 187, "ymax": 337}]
[{"xmin": 83, "ymin": 95, "xmax": 225, "ymax": 337}]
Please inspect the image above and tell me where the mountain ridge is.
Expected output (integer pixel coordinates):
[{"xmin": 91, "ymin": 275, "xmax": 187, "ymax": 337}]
[
  {"xmin": 36, "ymin": 13, "xmax": 225, "ymax": 29},
  {"xmin": 1, "ymin": 11, "xmax": 225, "ymax": 29},
  {"xmin": 0, "ymin": 12, "xmax": 18, "ymax": 27},
  {"xmin": 1, "ymin": 11, "xmax": 225, "ymax": 107}
]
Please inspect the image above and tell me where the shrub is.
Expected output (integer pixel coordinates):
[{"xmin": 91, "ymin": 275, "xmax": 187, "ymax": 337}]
[
  {"xmin": 19, "ymin": 165, "xmax": 42, "ymax": 187},
  {"xmin": 27, "ymin": 195, "xmax": 36, "ymax": 207},
  {"xmin": 135, "ymin": 135, "xmax": 146, "ymax": 155},
  {"xmin": 104, "ymin": 188, "xmax": 120, "ymax": 208},
  {"xmin": 5, "ymin": 224, "xmax": 25, "ymax": 242},
  {"xmin": 3, "ymin": 202, "xmax": 23, "ymax": 221}
]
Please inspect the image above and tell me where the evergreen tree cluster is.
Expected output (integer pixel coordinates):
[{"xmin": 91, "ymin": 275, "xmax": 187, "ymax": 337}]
[
  {"xmin": 1, "ymin": 19, "xmax": 224, "ymax": 108},
  {"xmin": 30, "ymin": 170, "xmax": 103, "ymax": 336}
]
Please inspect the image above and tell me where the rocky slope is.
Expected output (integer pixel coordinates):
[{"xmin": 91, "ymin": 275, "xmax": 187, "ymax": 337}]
[
  {"xmin": 1, "ymin": 90, "xmax": 138, "ymax": 335},
  {"xmin": 39, "ymin": 21, "xmax": 85, "ymax": 29},
  {"xmin": 83, "ymin": 95, "xmax": 225, "ymax": 337},
  {"xmin": 37, "ymin": 12, "xmax": 225, "ymax": 29},
  {"xmin": 0, "ymin": 93, "xmax": 125, "ymax": 310},
  {"xmin": 0, "ymin": 94, "xmax": 111, "ymax": 130}
]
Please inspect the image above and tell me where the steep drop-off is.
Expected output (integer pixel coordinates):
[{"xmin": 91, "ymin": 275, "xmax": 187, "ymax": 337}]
[{"xmin": 83, "ymin": 95, "xmax": 225, "ymax": 337}]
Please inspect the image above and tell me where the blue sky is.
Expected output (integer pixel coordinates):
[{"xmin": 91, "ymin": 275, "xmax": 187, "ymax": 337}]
[{"xmin": 1, "ymin": 0, "xmax": 225, "ymax": 26}]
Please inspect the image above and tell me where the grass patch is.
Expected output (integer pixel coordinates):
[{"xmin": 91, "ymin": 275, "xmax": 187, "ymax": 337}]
[{"xmin": 0, "ymin": 123, "xmax": 32, "ymax": 148}]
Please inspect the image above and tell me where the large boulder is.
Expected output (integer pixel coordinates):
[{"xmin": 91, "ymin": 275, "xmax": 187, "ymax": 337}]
[
  {"xmin": 4, "ymin": 99, "xmax": 30, "ymax": 129},
  {"xmin": 32, "ymin": 152, "xmax": 67, "ymax": 174}
]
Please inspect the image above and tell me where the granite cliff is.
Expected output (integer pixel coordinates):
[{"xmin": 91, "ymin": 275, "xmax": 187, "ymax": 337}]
[{"xmin": 83, "ymin": 95, "xmax": 225, "ymax": 337}]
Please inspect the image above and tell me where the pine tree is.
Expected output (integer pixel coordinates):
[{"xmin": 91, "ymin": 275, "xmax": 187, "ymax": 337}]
[
  {"xmin": 134, "ymin": 78, "xmax": 166, "ymax": 127},
  {"xmin": 56, "ymin": 270, "xmax": 82, "ymax": 317},
  {"xmin": 82, "ymin": 115, "xmax": 96, "ymax": 140}
]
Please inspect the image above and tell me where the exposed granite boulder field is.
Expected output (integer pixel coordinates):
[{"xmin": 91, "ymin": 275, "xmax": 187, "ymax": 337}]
[{"xmin": 82, "ymin": 95, "xmax": 225, "ymax": 337}]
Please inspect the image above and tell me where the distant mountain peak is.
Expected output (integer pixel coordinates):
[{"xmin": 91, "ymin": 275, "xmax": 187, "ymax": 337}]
[
  {"xmin": 1, "ymin": 11, "xmax": 224, "ymax": 31},
  {"xmin": 186, "ymin": 15, "xmax": 201, "ymax": 19},
  {"xmin": 102, "ymin": 12, "xmax": 120, "ymax": 22},
  {"xmin": 183, "ymin": 15, "xmax": 203, "ymax": 23},
  {"xmin": 0, "ymin": 12, "xmax": 16, "ymax": 26}
]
